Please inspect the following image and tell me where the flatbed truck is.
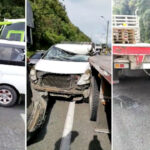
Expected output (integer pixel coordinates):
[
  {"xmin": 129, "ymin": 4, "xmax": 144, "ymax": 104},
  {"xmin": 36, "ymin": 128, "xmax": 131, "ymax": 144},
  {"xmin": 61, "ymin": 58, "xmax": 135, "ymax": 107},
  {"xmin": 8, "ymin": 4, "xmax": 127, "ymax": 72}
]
[{"xmin": 89, "ymin": 55, "xmax": 111, "ymax": 135}]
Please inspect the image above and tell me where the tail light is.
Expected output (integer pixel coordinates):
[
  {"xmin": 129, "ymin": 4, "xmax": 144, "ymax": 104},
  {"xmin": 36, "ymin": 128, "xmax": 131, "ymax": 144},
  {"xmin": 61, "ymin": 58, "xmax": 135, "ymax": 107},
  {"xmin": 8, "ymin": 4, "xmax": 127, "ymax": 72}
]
[
  {"xmin": 114, "ymin": 63, "xmax": 129, "ymax": 69},
  {"xmin": 27, "ymin": 58, "xmax": 30, "ymax": 63}
]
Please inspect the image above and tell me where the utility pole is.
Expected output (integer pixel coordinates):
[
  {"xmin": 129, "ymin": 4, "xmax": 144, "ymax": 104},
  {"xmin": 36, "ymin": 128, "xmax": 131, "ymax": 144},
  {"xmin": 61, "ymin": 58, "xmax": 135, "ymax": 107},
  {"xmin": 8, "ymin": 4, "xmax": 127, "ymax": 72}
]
[
  {"xmin": 106, "ymin": 20, "xmax": 109, "ymax": 52},
  {"xmin": 100, "ymin": 16, "xmax": 109, "ymax": 54}
]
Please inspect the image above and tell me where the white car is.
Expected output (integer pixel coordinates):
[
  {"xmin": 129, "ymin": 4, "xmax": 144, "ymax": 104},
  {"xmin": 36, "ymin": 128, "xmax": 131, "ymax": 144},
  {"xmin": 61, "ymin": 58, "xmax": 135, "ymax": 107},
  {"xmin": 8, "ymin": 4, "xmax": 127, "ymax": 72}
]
[
  {"xmin": 30, "ymin": 43, "xmax": 93, "ymax": 101},
  {"xmin": 0, "ymin": 40, "xmax": 25, "ymax": 106}
]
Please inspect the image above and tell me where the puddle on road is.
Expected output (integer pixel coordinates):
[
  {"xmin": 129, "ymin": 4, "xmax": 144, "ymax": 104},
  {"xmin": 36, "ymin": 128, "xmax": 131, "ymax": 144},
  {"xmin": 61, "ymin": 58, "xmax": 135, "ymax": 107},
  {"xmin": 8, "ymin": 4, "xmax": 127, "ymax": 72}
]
[{"xmin": 114, "ymin": 95, "xmax": 139, "ymax": 109}]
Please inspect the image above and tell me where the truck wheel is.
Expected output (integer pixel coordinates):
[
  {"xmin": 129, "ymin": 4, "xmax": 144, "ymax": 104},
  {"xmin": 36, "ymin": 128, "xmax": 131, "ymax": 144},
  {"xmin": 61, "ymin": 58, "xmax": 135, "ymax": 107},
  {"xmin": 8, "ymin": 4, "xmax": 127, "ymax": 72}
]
[
  {"xmin": 0, "ymin": 85, "xmax": 17, "ymax": 107},
  {"xmin": 144, "ymin": 69, "xmax": 150, "ymax": 77},
  {"xmin": 89, "ymin": 76, "xmax": 99, "ymax": 121}
]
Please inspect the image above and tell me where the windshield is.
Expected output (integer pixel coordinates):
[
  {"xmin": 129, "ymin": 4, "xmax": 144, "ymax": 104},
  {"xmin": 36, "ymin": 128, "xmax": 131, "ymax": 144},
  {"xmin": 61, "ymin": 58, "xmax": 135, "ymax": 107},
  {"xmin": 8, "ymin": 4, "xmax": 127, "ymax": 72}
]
[{"xmin": 43, "ymin": 46, "xmax": 89, "ymax": 62}]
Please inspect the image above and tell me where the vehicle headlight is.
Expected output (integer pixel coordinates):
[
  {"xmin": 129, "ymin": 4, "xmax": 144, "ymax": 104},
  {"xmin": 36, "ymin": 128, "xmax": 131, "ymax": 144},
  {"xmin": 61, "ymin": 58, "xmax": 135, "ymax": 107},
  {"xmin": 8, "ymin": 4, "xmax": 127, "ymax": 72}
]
[
  {"xmin": 77, "ymin": 70, "xmax": 91, "ymax": 85},
  {"xmin": 30, "ymin": 68, "xmax": 37, "ymax": 81}
]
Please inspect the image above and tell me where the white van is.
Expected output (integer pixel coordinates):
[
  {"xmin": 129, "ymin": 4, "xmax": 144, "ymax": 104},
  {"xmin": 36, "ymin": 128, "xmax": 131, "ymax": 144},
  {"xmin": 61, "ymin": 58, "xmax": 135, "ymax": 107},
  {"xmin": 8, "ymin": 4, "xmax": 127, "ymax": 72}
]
[
  {"xmin": 30, "ymin": 43, "xmax": 93, "ymax": 101},
  {"xmin": 0, "ymin": 40, "xmax": 25, "ymax": 106}
]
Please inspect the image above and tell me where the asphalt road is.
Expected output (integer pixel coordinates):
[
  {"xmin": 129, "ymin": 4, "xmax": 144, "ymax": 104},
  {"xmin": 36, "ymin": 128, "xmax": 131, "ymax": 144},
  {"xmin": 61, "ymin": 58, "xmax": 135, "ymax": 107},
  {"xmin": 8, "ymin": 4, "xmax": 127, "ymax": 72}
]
[
  {"xmin": 113, "ymin": 71, "xmax": 150, "ymax": 150},
  {"xmin": 28, "ymin": 98, "xmax": 111, "ymax": 150},
  {"xmin": 0, "ymin": 103, "xmax": 25, "ymax": 150}
]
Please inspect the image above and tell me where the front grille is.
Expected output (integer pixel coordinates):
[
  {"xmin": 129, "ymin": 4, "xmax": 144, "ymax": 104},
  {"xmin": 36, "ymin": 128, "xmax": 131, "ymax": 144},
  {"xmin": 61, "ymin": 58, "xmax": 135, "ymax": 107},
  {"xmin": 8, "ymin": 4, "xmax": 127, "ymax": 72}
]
[{"xmin": 41, "ymin": 74, "xmax": 77, "ymax": 89}]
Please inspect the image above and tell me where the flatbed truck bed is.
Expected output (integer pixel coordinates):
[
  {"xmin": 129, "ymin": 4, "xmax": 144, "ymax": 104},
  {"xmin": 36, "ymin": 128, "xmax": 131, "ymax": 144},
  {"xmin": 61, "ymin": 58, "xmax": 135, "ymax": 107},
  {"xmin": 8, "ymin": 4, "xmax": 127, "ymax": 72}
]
[{"xmin": 89, "ymin": 55, "xmax": 111, "ymax": 137}]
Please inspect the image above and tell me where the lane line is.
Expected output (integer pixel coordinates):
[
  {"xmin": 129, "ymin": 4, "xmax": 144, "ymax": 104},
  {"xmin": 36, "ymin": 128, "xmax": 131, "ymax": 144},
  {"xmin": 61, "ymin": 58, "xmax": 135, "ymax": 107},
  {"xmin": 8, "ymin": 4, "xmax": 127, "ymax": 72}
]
[
  {"xmin": 60, "ymin": 101, "xmax": 75, "ymax": 150},
  {"xmin": 20, "ymin": 113, "xmax": 25, "ymax": 123}
]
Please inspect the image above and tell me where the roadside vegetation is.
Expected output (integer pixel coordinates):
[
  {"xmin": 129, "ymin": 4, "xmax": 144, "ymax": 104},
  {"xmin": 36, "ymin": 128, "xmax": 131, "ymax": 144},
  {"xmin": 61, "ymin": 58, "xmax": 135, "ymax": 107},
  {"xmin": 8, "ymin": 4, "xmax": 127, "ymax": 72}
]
[
  {"xmin": 27, "ymin": 51, "xmax": 35, "ymax": 57},
  {"xmin": 113, "ymin": 0, "xmax": 150, "ymax": 43},
  {"xmin": 29, "ymin": 0, "xmax": 91, "ymax": 51}
]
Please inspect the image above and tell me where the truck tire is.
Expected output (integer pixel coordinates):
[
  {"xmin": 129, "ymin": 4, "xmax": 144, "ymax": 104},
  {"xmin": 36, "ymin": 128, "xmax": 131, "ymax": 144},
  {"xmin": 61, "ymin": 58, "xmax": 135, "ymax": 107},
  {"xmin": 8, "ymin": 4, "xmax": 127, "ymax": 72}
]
[
  {"xmin": 144, "ymin": 69, "xmax": 150, "ymax": 77},
  {"xmin": 89, "ymin": 76, "xmax": 99, "ymax": 121},
  {"xmin": 0, "ymin": 85, "xmax": 17, "ymax": 107}
]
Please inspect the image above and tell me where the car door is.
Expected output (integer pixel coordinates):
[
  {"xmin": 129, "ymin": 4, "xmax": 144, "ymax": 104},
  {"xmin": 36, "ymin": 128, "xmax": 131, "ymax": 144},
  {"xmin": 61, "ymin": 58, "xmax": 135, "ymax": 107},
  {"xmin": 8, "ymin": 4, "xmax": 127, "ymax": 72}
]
[{"xmin": 0, "ymin": 44, "xmax": 26, "ymax": 94}]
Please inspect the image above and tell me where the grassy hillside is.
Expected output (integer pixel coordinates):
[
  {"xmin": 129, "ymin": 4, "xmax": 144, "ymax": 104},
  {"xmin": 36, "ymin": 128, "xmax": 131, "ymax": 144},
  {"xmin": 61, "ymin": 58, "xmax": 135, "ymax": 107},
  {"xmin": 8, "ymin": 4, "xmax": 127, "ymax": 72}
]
[{"xmin": 29, "ymin": 0, "xmax": 91, "ymax": 50}]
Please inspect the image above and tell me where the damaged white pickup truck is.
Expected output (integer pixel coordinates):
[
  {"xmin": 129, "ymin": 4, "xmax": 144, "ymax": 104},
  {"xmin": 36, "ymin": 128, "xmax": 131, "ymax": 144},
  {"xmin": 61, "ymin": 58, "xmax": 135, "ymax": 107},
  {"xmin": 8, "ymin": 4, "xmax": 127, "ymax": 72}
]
[
  {"xmin": 27, "ymin": 43, "xmax": 94, "ymax": 139},
  {"xmin": 30, "ymin": 43, "xmax": 93, "ymax": 101}
]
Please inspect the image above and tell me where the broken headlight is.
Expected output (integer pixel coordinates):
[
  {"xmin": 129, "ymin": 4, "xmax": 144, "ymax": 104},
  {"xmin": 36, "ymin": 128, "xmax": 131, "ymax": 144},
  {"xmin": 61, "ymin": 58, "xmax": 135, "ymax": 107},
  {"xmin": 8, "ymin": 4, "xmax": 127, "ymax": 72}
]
[
  {"xmin": 30, "ymin": 68, "xmax": 37, "ymax": 81},
  {"xmin": 77, "ymin": 70, "xmax": 91, "ymax": 85}
]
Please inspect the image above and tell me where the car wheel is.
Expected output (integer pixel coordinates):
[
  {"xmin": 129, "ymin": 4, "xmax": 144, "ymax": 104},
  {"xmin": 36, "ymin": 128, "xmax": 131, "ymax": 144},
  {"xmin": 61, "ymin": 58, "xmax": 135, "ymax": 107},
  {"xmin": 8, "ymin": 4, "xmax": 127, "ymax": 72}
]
[
  {"xmin": 89, "ymin": 76, "xmax": 100, "ymax": 121},
  {"xmin": 27, "ymin": 102, "xmax": 35, "ymax": 141},
  {"xmin": 27, "ymin": 91, "xmax": 48, "ymax": 141},
  {"xmin": 0, "ymin": 85, "xmax": 17, "ymax": 107}
]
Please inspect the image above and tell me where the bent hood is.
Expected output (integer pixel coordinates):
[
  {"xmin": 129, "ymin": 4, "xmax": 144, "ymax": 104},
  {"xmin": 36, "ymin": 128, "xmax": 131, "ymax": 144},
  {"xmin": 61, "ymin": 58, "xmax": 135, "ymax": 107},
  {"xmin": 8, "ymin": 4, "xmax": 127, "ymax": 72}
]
[{"xmin": 35, "ymin": 59, "xmax": 90, "ymax": 74}]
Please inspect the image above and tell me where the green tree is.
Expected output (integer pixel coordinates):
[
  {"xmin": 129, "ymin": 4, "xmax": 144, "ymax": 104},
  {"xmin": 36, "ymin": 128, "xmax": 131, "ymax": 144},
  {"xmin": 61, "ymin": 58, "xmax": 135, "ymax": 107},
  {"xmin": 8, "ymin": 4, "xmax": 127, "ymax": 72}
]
[
  {"xmin": 29, "ymin": 0, "xmax": 91, "ymax": 50},
  {"xmin": 142, "ymin": 9, "xmax": 150, "ymax": 42}
]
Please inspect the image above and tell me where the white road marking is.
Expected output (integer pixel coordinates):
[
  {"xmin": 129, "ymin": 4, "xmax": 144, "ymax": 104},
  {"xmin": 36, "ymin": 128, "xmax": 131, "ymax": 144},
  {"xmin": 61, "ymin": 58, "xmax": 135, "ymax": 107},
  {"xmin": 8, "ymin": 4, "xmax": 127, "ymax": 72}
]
[
  {"xmin": 20, "ymin": 113, "xmax": 25, "ymax": 123},
  {"xmin": 60, "ymin": 101, "xmax": 76, "ymax": 150}
]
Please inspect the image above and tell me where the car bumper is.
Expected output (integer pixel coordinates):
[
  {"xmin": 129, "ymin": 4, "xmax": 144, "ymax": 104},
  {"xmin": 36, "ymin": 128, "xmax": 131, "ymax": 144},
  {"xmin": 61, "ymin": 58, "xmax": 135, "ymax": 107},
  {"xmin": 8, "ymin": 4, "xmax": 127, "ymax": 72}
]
[{"xmin": 32, "ymin": 84, "xmax": 90, "ymax": 99}]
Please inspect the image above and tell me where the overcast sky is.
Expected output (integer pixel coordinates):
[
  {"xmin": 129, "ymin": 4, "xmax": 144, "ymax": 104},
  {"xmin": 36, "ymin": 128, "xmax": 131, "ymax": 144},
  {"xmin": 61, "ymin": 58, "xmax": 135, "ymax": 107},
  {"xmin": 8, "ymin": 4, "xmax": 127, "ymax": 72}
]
[{"xmin": 59, "ymin": 0, "xmax": 111, "ymax": 44}]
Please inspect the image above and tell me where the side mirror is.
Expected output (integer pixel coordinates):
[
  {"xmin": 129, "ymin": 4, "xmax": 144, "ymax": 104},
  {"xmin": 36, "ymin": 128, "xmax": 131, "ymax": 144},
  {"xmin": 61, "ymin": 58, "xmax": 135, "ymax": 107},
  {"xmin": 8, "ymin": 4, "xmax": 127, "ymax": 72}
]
[{"xmin": 41, "ymin": 53, "xmax": 44, "ymax": 57}]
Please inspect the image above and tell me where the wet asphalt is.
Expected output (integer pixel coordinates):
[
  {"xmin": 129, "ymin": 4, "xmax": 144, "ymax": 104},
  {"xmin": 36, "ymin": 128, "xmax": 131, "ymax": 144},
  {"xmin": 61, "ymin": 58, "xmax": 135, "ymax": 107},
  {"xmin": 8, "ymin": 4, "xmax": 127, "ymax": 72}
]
[
  {"xmin": 0, "ymin": 103, "xmax": 25, "ymax": 150},
  {"xmin": 113, "ymin": 70, "xmax": 150, "ymax": 150},
  {"xmin": 27, "ymin": 98, "xmax": 111, "ymax": 150}
]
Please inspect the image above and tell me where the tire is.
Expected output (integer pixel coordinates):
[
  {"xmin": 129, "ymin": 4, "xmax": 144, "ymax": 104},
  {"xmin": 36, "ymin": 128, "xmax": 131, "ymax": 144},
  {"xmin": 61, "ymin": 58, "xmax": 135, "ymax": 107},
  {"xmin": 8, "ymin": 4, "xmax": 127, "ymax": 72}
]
[
  {"xmin": 27, "ymin": 92, "xmax": 48, "ymax": 141},
  {"xmin": 0, "ymin": 85, "xmax": 17, "ymax": 107},
  {"xmin": 89, "ymin": 76, "xmax": 100, "ymax": 121},
  {"xmin": 144, "ymin": 69, "xmax": 150, "ymax": 77},
  {"xmin": 27, "ymin": 102, "xmax": 36, "ymax": 141}
]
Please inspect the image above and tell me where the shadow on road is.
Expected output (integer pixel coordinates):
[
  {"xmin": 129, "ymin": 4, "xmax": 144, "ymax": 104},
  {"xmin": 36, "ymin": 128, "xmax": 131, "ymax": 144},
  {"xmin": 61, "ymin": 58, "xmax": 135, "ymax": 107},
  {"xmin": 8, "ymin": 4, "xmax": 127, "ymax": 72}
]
[
  {"xmin": 27, "ymin": 96, "xmax": 56, "ymax": 146},
  {"xmin": 54, "ymin": 131, "xmax": 79, "ymax": 150},
  {"xmin": 89, "ymin": 135, "xmax": 103, "ymax": 150}
]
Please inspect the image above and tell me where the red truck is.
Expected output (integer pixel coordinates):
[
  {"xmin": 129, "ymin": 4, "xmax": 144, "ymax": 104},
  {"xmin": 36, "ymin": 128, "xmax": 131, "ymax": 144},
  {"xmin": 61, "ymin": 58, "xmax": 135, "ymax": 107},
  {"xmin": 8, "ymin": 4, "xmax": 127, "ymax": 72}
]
[{"xmin": 113, "ymin": 15, "xmax": 150, "ymax": 81}]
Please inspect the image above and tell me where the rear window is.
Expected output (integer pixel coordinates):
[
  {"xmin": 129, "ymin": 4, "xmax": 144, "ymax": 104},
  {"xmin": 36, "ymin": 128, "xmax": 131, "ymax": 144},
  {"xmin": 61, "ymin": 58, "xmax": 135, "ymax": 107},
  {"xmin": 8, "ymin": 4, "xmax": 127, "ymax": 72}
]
[
  {"xmin": 0, "ymin": 45, "xmax": 24, "ymax": 62},
  {"xmin": 1, "ymin": 22, "xmax": 25, "ymax": 41}
]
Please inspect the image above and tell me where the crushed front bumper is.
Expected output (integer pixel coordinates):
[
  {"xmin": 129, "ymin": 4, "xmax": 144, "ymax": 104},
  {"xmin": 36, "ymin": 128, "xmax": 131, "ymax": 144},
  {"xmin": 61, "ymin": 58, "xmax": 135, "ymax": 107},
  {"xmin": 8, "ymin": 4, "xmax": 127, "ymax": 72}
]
[{"xmin": 32, "ymin": 83, "xmax": 90, "ymax": 100}]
